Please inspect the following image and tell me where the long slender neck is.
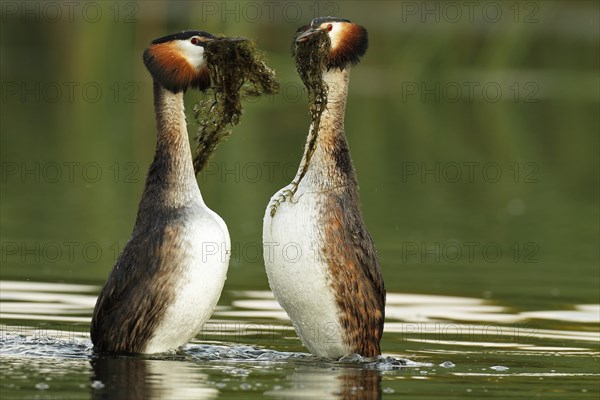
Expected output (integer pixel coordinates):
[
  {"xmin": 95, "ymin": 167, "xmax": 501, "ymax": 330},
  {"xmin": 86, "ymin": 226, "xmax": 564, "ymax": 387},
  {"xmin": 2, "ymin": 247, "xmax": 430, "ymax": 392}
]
[
  {"xmin": 298, "ymin": 68, "xmax": 358, "ymax": 190},
  {"xmin": 137, "ymin": 82, "xmax": 202, "ymax": 216}
]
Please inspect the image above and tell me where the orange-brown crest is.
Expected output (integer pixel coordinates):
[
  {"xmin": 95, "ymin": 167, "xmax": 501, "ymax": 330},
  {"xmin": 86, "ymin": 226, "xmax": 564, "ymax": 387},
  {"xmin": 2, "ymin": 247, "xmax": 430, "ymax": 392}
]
[
  {"xmin": 296, "ymin": 17, "xmax": 369, "ymax": 70},
  {"xmin": 328, "ymin": 22, "xmax": 368, "ymax": 70}
]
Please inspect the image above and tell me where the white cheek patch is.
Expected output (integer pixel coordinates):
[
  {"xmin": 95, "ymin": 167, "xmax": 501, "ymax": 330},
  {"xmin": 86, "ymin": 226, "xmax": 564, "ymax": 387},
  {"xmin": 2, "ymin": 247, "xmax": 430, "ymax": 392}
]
[
  {"xmin": 177, "ymin": 40, "xmax": 206, "ymax": 70},
  {"xmin": 328, "ymin": 23, "xmax": 344, "ymax": 50}
]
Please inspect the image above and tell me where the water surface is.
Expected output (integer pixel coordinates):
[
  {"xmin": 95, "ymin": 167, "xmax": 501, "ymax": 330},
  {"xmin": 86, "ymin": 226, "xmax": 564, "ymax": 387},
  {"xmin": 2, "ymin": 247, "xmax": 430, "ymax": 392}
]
[{"xmin": 1, "ymin": 281, "xmax": 598, "ymax": 399}]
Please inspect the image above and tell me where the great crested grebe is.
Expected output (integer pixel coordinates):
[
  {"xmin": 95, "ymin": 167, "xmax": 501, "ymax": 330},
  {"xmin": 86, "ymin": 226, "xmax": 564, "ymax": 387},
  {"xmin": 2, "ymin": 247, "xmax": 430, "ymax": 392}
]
[
  {"xmin": 263, "ymin": 18, "xmax": 385, "ymax": 358},
  {"xmin": 91, "ymin": 31, "xmax": 234, "ymax": 353}
]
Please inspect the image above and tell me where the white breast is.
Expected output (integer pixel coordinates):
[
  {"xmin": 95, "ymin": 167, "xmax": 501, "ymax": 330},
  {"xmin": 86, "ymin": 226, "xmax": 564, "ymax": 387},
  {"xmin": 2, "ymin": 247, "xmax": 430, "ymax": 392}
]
[
  {"xmin": 144, "ymin": 204, "xmax": 230, "ymax": 354},
  {"xmin": 263, "ymin": 184, "xmax": 350, "ymax": 358}
]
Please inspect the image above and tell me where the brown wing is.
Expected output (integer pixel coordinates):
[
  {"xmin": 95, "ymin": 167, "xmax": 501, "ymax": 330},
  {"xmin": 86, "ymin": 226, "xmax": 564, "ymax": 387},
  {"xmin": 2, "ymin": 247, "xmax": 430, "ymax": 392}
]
[
  {"xmin": 321, "ymin": 188, "xmax": 386, "ymax": 357},
  {"xmin": 90, "ymin": 223, "xmax": 185, "ymax": 353}
]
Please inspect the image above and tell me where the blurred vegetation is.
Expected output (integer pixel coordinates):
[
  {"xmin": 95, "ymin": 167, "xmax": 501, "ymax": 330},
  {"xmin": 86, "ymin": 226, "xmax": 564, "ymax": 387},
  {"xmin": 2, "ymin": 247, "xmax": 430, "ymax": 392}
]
[{"xmin": 1, "ymin": 1, "xmax": 598, "ymax": 308}]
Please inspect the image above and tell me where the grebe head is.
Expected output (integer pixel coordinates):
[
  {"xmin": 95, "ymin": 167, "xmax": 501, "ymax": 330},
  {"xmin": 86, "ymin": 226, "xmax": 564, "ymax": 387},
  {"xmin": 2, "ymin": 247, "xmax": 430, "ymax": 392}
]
[
  {"xmin": 294, "ymin": 17, "xmax": 368, "ymax": 70},
  {"xmin": 143, "ymin": 31, "xmax": 243, "ymax": 93}
]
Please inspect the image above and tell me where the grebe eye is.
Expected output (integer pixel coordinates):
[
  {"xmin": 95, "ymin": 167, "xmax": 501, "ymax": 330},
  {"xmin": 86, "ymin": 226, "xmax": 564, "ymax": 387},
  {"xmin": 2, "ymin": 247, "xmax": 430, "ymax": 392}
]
[
  {"xmin": 191, "ymin": 37, "xmax": 199, "ymax": 45},
  {"xmin": 327, "ymin": 24, "xmax": 333, "ymax": 31}
]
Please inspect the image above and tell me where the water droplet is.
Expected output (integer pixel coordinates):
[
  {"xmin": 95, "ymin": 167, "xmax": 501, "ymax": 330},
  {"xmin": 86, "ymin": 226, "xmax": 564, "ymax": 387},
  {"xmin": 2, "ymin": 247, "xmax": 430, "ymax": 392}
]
[
  {"xmin": 228, "ymin": 368, "xmax": 249, "ymax": 377},
  {"xmin": 240, "ymin": 383, "xmax": 252, "ymax": 390},
  {"xmin": 339, "ymin": 353, "xmax": 363, "ymax": 363},
  {"xmin": 91, "ymin": 380, "xmax": 105, "ymax": 390},
  {"xmin": 490, "ymin": 365, "xmax": 509, "ymax": 372},
  {"xmin": 383, "ymin": 387, "xmax": 395, "ymax": 394},
  {"xmin": 35, "ymin": 383, "xmax": 49, "ymax": 390},
  {"xmin": 439, "ymin": 361, "xmax": 455, "ymax": 368}
]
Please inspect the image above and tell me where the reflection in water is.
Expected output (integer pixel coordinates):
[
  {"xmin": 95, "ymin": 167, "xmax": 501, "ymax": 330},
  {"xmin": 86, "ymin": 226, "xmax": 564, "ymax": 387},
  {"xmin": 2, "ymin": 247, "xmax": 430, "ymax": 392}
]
[
  {"xmin": 1, "ymin": 281, "xmax": 599, "ymax": 398},
  {"xmin": 90, "ymin": 355, "xmax": 218, "ymax": 400},
  {"xmin": 90, "ymin": 356, "xmax": 150, "ymax": 400},
  {"xmin": 2, "ymin": 281, "xmax": 598, "ymax": 356},
  {"xmin": 520, "ymin": 305, "xmax": 600, "ymax": 323},
  {"xmin": 338, "ymin": 368, "xmax": 382, "ymax": 400},
  {"xmin": 227, "ymin": 290, "xmax": 600, "ymax": 325},
  {"xmin": 90, "ymin": 348, "xmax": 390, "ymax": 400},
  {"xmin": 265, "ymin": 367, "xmax": 382, "ymax": 400},
  {"xmin": 0, "ymin": 280, "xmax": 97, "ymax": 323}
]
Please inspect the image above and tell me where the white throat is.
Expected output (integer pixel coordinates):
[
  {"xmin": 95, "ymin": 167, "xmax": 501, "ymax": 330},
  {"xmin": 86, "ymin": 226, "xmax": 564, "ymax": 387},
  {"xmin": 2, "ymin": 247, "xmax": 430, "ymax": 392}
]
[{"xmin": 177, "ymin": 41, "xmax": 206, "ymax": 70}]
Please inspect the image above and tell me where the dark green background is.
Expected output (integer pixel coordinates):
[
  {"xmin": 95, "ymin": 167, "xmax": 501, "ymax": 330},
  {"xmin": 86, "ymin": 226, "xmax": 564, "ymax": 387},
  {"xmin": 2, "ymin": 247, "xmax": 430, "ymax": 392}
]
[{"xmin": 2, "ymin": 1, "xmax": 597, "ymax": 305}]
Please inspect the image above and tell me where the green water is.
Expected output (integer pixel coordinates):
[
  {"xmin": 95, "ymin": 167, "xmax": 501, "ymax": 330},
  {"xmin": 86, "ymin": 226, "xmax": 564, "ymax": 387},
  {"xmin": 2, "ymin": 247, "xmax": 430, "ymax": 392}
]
[{"xmin": 1, "ymin": 1, "xmax": 599, "ymax": 399}]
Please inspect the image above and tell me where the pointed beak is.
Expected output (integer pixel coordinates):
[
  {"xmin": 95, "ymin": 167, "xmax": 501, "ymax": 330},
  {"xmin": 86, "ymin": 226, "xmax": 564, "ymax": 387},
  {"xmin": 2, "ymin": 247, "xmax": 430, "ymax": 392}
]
[{"xmin": 296, "ymin": 28, "xmax": 321, "ymax": 43}]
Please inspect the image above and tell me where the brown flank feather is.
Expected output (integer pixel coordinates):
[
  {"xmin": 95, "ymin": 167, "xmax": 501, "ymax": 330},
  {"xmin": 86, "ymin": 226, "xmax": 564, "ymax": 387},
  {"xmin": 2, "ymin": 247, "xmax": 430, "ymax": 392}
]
[{"xmin": 320, "ymin": 151, "xmax": 385, "ymax": 357}]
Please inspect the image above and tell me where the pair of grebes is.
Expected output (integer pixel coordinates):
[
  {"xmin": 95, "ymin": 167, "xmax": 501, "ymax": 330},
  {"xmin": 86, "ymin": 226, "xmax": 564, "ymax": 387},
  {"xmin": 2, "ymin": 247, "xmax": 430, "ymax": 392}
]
[{"xmin": 91, "ymin": 17, "xmax": 385, "ymax": 359}]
